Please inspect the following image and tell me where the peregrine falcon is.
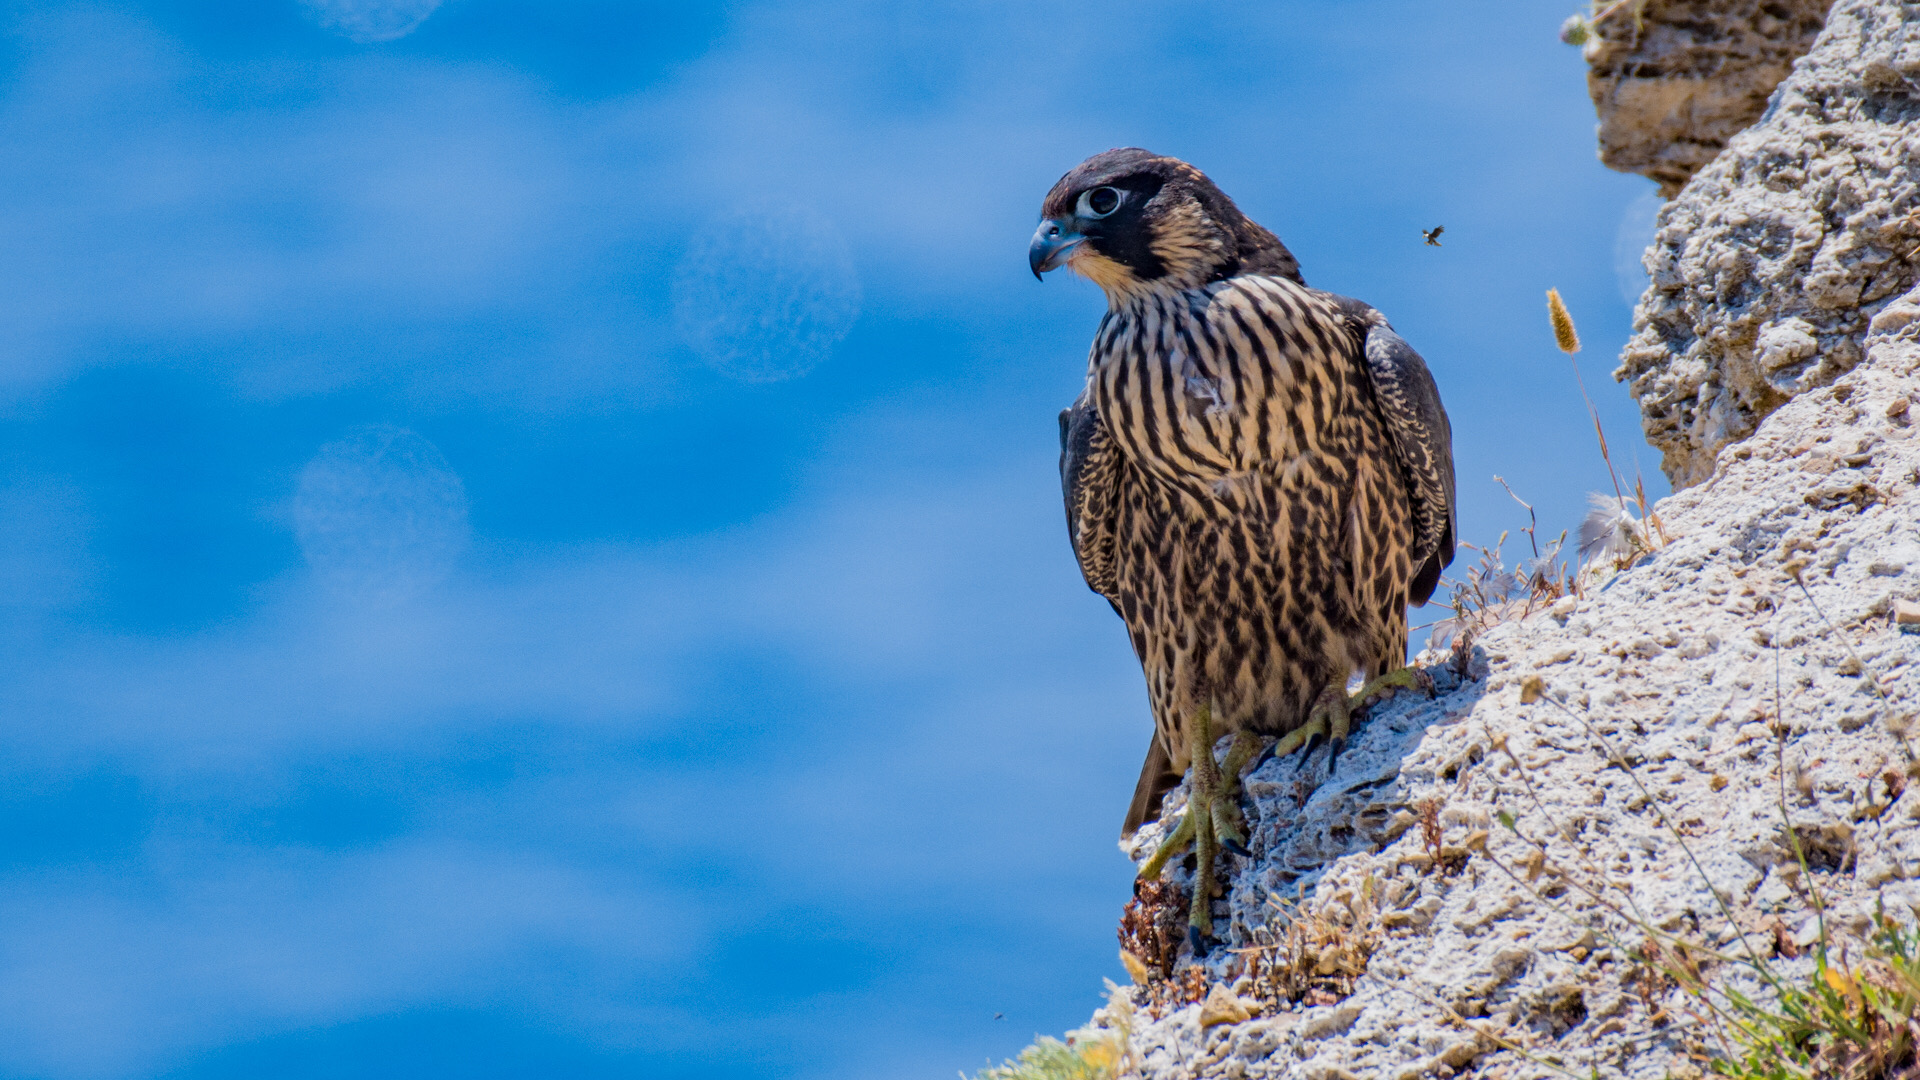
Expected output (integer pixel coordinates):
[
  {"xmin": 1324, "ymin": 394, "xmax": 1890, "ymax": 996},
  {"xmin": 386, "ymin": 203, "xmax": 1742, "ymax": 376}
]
[{"xmin": 1031, "ymin": 149, "xmax": 1455, "ymax": 949}]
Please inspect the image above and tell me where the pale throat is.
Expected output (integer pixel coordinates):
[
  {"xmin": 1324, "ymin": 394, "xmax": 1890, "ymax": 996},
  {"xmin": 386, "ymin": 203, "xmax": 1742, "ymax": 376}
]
[
  {"xmin": 1069, "ymin": 249, "xmax": 1217, "ymax": 310},
  {"xmin": 1068, "ymin": 206, "xmax": 1231, "ymax": 309}
]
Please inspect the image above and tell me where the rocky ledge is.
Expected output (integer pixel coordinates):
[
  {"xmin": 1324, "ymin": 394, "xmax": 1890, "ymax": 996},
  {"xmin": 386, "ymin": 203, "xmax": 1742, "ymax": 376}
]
[
  {"xmin": 1579, "ymin": 0, "xmax": 1832, "ymax": 197},
  {"xmin": 1070, "ymin": 282, "xmax": 1920, "ymax": 1080},
  {"xmin": 1617, "ymin": 0, "xmax": 1920, "ymax": 489}
]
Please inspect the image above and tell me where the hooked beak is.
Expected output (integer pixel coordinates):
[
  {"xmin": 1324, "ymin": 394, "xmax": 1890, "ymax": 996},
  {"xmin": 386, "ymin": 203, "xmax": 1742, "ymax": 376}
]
[{"xmin": 1029, "ymin": 219, "xmax": 1086, "ymax": 280}]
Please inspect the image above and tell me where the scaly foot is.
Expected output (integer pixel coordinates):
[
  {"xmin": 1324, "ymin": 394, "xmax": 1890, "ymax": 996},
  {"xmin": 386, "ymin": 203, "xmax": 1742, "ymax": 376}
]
[
  {"xmin": 1135, "ymin": 706, "xmax": 1263, "ymax": 954},
  {"xmin": 1353, "ymin": 665, "xmax": 1419, "ymax": 706},
  {"xmin": 1316, "ymin": 667, "xmax": 1420, "ymax": 769},
  {"xmin": 1138, "ymin": 719, "xmax": 1264, "ymax": 876},
  {"xmin": 1211, "ymin": 732, "xmax": 1262, "ymax": 858}
]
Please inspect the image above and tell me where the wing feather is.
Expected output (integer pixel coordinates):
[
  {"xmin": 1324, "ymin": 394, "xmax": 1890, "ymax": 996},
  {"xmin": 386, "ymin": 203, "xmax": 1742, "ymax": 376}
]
[
  {"xmin": 1322, "ymin": 293, "xmax": 1457, "ymax": 607},
  {"xmin": 1059, "ymin": 393, "xmax": 1122, "ymax": 603}
]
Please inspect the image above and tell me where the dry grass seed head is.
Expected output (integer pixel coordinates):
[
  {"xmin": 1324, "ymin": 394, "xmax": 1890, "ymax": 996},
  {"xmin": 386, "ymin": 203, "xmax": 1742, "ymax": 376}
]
[
  {"xmin": 1414, "ymin": 797, "xmax": 1445, "ymax": 862},
  {"xmin": 1244, "ymin": 882, "xmax": 1384, "ymax": 1011},
  {"xmin": 1118, "ymin": 878, "xmax": 1185, "ymax": 984},
  {"xmin": 1546, "ymin": 288, "xmax": 1580, "ymax": 354}
]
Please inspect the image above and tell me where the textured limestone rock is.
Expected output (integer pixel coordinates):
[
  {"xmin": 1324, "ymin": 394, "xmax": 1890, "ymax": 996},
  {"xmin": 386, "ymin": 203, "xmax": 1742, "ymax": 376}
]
[
  {"xmin": 1617, "ymin": 0, "xmax": 1920, "ymax": 488},
  {"xmin": 1079, "ymin": 284, "xmax": 1920, "ymax": 1078},
  {"xmin": 1583, "ymin": 0, "xmax": 1833, "ymax": 196}
]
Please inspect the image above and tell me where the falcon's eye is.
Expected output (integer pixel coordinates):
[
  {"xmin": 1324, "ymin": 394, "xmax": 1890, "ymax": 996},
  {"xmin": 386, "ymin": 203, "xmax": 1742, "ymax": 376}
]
[{"xmin": 1080, "ymin": 186, "xmax": 1122, "ymax": 218}]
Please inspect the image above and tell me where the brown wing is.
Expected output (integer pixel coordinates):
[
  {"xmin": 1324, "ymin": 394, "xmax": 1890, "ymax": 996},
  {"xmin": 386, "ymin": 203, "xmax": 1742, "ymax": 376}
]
[
  {"xmin": 1059, "ymin": 392, "xmax": 1121, "ymax": 604},
  {"xmin": 1062, "ymin": 394, "xmax": 1181, "ymax": 837},
  {"xmin": 1321, "ymin": 293, "xmax": 1457, "ymax": 606}
]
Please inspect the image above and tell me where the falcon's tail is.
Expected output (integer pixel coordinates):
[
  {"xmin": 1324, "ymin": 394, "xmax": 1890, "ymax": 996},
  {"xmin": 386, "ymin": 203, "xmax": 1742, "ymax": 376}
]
[
  {"xmin": 1121, "ymin": 733, "xmax": 1181, "ymax": 840},
  {"xmin": 1408, "ymin": 518, "xmax": 1454, "ymax": 608}
]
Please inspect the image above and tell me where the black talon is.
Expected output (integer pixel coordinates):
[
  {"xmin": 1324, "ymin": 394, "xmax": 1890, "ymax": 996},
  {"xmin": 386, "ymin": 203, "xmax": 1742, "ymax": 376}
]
[
  {"xmin": 1188, "ymin": 925, "xmax": 1210, "ymax": 957},
  {"xmin": 1222, "ymin": 838, "xmax": 1252, "ymax": 857},
  {"xmin": 1301, "ymin": 732, "xmax": 1324, "ymax": 760},
  {"xmin": 1327, "ymin": 737, "xmax": 1347, "ymax": 772},
  {"xmin": 1250, "ymin": 739, "xmax": 1279, "ymax": 774}
]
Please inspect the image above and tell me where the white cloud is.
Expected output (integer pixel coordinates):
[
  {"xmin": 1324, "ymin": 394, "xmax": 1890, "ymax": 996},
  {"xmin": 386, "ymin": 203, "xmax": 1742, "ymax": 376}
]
[
  {"xmin": 0, "ymin": 10, "xmax": 648, "ymax": 401},
  {"xmin": 0, "ymin": 0, "xmax": 1674, "ymax": 1074},
  {"xmin": 0, "ymin": 421, "xmax": 1138, "ymax": 1074}
]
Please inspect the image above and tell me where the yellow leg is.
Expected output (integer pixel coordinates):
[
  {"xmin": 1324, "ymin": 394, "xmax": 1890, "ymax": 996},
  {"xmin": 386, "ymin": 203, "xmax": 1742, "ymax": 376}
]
[
  {"xmin": 1280, "ymin": 680, "xmax": 1344, "ymax": 764},
  {"xmin": 1188, "ymin": 705, "xmax": 1219, "ymax": 948},
  {"xmin": 1219, "ymin": 730, "xmax": 1263, "ymax": 776},
  {"xmin": 1210, "ymin": 731, "xmax": 1261, "ymax": 857},
  {"xmin": 1314, "ymin": 667, "xmax": 1421, "ymax": 769},
  {"xmin": 1138, "ymin": 723, "xmax": 1265, "ymax": 880},
  {"xmin": 1308, "ymin": 680, "xmax": 1352, "ymax": 765},
  {"xmin": 1255, "ymin": 672, "xmax": 1398, "ymax": 773},
  {"xmin": 1137, "ymin": 670, "xmax": 1428, "ymax": 949},
  {"xmin": 1263, "ymin": 714, "xmax": 1330, "ymax": 761},
  {"xmin": 1133, "ymin": 708, "xmax": 1268, "ymax": 955},
  {"xmin": 1137, "ymin": 810, "xmax": 1193, "ymax": 880}
]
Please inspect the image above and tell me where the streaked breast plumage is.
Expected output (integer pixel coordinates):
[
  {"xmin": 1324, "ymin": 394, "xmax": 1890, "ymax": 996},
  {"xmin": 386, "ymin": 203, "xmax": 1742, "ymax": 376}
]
[{"xmin": 1037, "ymin": 148, "xmax": 1456, "ymax": 845}]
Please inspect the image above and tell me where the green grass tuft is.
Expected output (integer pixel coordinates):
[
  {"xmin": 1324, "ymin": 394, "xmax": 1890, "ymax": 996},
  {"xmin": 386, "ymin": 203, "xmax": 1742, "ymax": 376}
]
[
  {"xmin": 1711, "ymin": 905, "xmax": 1920, "ymax": 1080},
  {"xmin": 969, "ymin": 982, "xmax": 1134, "ymax": 1080},
  {"xmin": 972, "ymin": 1033, "xmax": 1124, "ymax": 1080}
]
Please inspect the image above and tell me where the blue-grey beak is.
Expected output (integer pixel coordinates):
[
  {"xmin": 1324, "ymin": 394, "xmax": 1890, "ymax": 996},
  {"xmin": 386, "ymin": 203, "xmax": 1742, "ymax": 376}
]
[{"xmin": 1029, "ymin": 219, "xmax": 1086, "ymax": 280}]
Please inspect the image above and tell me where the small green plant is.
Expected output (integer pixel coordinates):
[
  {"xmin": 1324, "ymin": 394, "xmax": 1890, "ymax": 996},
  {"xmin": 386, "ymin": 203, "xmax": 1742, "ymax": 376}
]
[
  {"xmin": 972, "ymin": 1034, "xmax": 1123, "ymax": 1080},
  {"xmin": 971, "ymin": 983, "xmax": 1135, "ymax": 1080},
  {"xmin": 1559, "ymin": 0, "xmax": 1650, "ymax": 46},
  {"xmin": 1710, "ymin": 905, "xmax": 1920, "ymax": 1079}
]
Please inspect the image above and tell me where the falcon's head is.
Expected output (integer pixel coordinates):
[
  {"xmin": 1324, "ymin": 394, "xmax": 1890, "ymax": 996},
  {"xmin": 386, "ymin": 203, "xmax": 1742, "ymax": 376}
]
[{"xmin": 1029, "ymin": 149, "xmax": 1301, "ymax": 304}]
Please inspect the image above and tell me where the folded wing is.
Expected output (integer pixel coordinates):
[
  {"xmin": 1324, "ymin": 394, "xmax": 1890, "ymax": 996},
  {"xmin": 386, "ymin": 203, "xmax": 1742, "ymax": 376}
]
[
  {"xmin": 1324, "ymin": 294, "xmax": 1457, "ymax": 606},
  {"xmin": 1058, "ymin": 393, "xmax": 1122, "ymax": 606}
]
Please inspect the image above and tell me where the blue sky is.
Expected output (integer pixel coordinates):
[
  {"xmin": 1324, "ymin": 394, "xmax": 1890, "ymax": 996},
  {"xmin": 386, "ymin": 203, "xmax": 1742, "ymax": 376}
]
[{"xmin": 0, "ymin": 2, "xmax": 1664, "ymax": 1077}]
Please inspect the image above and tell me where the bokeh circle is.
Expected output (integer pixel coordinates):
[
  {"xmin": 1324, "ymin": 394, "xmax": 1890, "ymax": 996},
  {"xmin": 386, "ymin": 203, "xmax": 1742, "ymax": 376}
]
[
  {"xmin": 1613, "ymin": 189, "xmax": 1664, "ymax": 307},
  {"xmin": 292, "ymin": 425, "xmax": 470, "ymax": 603},
  {"xmin": 670, "ymin": 207, "xmax": 863, "ymax": 384},
  {"xmin": 296, "ymin": 0, "xmax": 445, "ymax": 44}
]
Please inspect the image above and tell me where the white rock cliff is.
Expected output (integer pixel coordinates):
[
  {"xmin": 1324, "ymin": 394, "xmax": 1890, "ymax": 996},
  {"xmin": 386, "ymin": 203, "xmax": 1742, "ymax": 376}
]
[
  {"xmin": 1619, "ymin": 0, "xmax": 1920, "ymax": 488},
  {"xmin": 1582, "ymin": 0, "xmax": 1832, "ymax": 197}
]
